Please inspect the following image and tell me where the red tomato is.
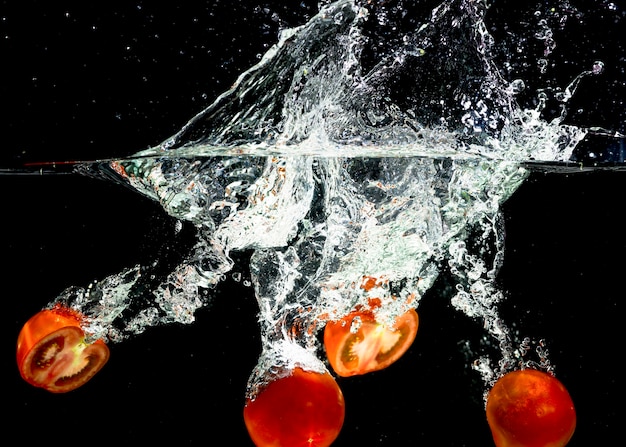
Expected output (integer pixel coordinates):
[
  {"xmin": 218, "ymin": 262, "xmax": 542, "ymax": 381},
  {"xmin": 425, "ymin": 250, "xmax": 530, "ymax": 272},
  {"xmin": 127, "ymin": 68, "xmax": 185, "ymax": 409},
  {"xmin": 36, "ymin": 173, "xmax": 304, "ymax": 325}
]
[
  {"xmin": 16, "ymin": 305, "xmax": 110, "ymax": 393},
  {"xmin": 244, "ymin": 367, "xmax": 345, "ymax": 447},
  {"xmin": 324, "ymin": 308, "xmax": 418, "ymax": 377},
  {"xmin": 486, "ymin": 369, "xmax": 576, "ymax": 447}
]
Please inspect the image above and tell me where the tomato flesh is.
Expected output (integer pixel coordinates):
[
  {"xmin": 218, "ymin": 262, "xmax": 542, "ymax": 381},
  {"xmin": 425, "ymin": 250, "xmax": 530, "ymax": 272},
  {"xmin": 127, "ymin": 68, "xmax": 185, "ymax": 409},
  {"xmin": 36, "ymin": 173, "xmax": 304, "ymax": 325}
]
[
  {"xmin": 486, "ymin": 369, "xmax": 576, "ymax": 447},
  {"xmin": 324, "ymin": 308, "xmax": 418, "ymax": 377},
  {"xmin": 17, "ymin": 306, "xmax": 110, "ymax": 393},
  {"xmin": 244, "ymin": 367, "xmax": 345, "ymax": 447}
]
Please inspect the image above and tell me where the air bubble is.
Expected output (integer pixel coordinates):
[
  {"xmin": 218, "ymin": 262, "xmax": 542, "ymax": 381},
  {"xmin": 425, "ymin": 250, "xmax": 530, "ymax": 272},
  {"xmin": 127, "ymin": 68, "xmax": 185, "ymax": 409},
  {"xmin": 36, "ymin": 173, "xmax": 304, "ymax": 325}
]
[
  {"xmin": 507, "ymin": 79, "xmax": 526, "ymax": 94},
  {"xmin": 592, "ymin": 60, "xmax": 605, "ymax": 75}
]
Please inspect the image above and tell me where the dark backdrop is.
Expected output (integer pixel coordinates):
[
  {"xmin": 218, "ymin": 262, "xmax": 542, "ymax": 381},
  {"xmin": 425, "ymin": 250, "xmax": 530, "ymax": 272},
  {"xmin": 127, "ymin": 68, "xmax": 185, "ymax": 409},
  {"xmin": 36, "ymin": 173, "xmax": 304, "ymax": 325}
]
[{"xmin": 1, "ymin": 2, "xmax": 622, "ymax": 445}]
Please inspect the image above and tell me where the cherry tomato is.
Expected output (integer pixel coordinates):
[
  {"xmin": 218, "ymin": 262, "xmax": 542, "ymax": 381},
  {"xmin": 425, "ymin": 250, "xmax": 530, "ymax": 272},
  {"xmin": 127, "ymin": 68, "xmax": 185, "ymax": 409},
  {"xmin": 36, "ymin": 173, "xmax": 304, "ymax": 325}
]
[
  {"xmin": 244, "ymin": 367, "xmax": 345, "ymax": 447},
  {"xmin": 16, "ymin": 305, "xmax": 110, "ymax": 393},
  {"xmin": 324, "ymin": 308, "xmax": 418, "ymax": 377},
  {"xmin": 486, "ymin": 369, "xmax": 576, "ymax": 447}
]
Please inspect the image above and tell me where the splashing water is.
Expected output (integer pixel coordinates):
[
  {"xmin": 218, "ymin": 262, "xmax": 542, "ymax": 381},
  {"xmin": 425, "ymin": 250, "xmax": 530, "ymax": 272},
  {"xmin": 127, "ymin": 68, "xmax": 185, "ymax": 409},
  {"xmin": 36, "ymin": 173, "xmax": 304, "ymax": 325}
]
[{"xmin": 44, "ymin": 0, "xmax": 620, "ymax": 402}]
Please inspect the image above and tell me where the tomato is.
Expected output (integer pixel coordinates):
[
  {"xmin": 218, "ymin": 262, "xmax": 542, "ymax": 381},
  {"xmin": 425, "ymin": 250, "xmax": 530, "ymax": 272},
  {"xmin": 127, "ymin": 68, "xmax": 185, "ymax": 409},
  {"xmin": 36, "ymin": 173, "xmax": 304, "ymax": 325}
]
[
  {"xmin": 16, "ymin": 305, "xmax": 110, "ymax": 393},
  {"xmin": 324, "ymin": 308, "xmax": 418, "ymax": 377},
  {"xmin": 244, "ymin": 367, "xmax": 345, "ymax": 447},
  {"xmin": 486, "ymin": 369, "xmax": 576, "ymax": 447}
]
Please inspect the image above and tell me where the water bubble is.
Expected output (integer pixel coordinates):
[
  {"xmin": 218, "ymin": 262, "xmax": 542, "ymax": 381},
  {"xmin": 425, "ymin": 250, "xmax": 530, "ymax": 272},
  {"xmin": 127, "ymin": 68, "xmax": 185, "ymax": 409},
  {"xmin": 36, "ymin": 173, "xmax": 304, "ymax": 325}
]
[
  {"xmin": 537, "ymin": 58, "xmax": 549, "ymax": 74},
  {"xmin": 349, "ymin": 315, "xmax": 362, "ymax": 334},
  {"xmin": 592, "ymin": 60, "xmax": 605, "ymax": 75},
  {"xmin": 507, "ymin": 79, "xmax": 526, "ymax": 95}
]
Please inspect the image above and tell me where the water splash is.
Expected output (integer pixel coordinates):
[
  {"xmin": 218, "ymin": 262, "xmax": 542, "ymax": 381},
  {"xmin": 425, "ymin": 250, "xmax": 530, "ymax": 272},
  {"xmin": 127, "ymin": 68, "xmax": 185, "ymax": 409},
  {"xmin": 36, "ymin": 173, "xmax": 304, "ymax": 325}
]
[{"xmin": 45, "ymin": 0, "xmax": 621, "ymax": 397}]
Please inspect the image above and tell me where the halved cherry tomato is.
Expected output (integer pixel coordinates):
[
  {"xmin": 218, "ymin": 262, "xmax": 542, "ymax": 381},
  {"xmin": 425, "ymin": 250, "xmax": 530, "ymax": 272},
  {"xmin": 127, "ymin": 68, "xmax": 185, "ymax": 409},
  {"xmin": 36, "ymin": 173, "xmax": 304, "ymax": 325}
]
[
  {"xmin": 244, "ymin": 367, "xmax": 345, "ymax": 447},
  {"xmin": 486, "ymin": 369, "xmax": 576, "ymax": 447},
  {"xmin": 16, "ymin": 305, "xmax": 110, "ymax": 393},
  {"xmin": 324, "ymin": 308, "xmax": 418, "ymax": 377}
]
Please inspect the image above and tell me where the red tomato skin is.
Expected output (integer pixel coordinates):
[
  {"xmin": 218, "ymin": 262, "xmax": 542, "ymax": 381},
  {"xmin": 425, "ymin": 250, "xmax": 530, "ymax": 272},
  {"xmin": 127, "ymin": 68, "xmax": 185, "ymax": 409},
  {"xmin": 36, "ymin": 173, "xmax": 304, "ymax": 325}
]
[
  {"xmin": 243, "ymin": 367, "xmax": 345, "ymax": 447},
  {"xmin": 486, "ymin": 369, "xmax": 576, "ymax": 447},
  {"xmin": 324, "ymin": 308, "xmax": 418, "ymax": 377},
  {"xmin": 16, "ymin": 306, "xmax": 109, "ymax": 393}
]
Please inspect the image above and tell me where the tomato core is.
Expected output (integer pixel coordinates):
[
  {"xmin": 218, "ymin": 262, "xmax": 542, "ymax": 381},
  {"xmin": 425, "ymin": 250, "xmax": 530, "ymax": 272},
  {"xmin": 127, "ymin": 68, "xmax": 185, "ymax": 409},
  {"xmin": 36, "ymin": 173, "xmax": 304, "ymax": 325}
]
[
  {"xmin": 486, "ymin": 369, "xmax": 576, "ymax": 447},
  {"xmin": 244, "ymin": 367, "xmax": 345, "ymax": 447},
  {"xmin": 17, "ymin": 306, "xmax": 110, "ymax": 393}
]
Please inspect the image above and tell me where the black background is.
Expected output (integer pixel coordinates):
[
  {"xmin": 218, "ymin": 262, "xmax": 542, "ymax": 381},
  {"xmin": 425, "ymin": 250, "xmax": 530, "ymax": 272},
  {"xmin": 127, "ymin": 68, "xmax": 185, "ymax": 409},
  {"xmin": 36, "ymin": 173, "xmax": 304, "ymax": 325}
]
[{"xmin": 1, "ymin": 1, "xmax": 623, "ymax": 445}]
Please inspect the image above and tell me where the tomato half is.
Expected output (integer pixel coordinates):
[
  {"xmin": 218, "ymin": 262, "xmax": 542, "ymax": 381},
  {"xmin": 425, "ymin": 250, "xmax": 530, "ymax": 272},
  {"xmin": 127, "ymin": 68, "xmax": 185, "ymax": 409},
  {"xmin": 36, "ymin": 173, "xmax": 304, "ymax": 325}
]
[
  {"xmin": 324, "ymin": 308, "xmax": 418, "ymax": 377},
  {"xmin": 16, "ymin": 305, "xmax": 110, "ymax": 393},
  {"xmin": 244, "ymin": 367, "xmax": 345, "ymax": 447},
  {"xmin": 486, "ymin": 369, "xmax": 576, "ymax": 447}
]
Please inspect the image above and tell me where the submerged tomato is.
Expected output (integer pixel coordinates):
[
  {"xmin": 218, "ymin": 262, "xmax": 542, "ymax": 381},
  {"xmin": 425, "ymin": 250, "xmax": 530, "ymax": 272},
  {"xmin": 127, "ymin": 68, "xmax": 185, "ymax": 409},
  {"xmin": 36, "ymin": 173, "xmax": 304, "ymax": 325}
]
[
  {"xmin": 486, "ymin": 369, "xmax": 576, "ymax": 447},
  {"xmin": 324, "ymin": 308, "xmax": 418, "ymax": 377},
  {"xmin": 16, "ymin": 305, "xmax": 110, "ymax": 393},
  {"xmin": 244, "ymin": 367, "xmax": 345, "ymax": 447}
]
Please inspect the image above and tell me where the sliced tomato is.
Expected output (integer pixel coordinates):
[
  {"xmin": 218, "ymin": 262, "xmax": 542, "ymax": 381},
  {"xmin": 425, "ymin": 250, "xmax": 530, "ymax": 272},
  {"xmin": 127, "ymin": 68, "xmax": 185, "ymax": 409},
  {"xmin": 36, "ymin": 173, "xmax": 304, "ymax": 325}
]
[
  {"xmin": 486, "ymin": 369, "xmax": 576, "ymax": 447},
  {"xmin": 324, "ymin": 308, "xmax": 418, "ymax": 377},
  {"xmin": 244, "ymin": 367, "xmax": 345, "ymax": 447},
  {"xmin": 17, "ymin": 305, "xmax": 110, "ymax": 393}
]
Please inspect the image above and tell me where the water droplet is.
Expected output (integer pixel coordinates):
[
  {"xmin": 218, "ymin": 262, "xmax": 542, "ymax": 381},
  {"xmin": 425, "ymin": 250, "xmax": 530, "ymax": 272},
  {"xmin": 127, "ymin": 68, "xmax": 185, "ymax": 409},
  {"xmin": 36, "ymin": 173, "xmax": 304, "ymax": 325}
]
[
  {"xmin": 592, "ymin": 60, "xmax": 605, "ymax": 75},
  {"xmin": 349, "ymin": 316, "xmax": 362, "ymax": 334},
  {"xmin": 537, "ymin": 58, "xmax": 548, "ymax": 74},
  {"xmin": 508, "ymin": 79, "xmax": 526, "ymax": 95}
]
